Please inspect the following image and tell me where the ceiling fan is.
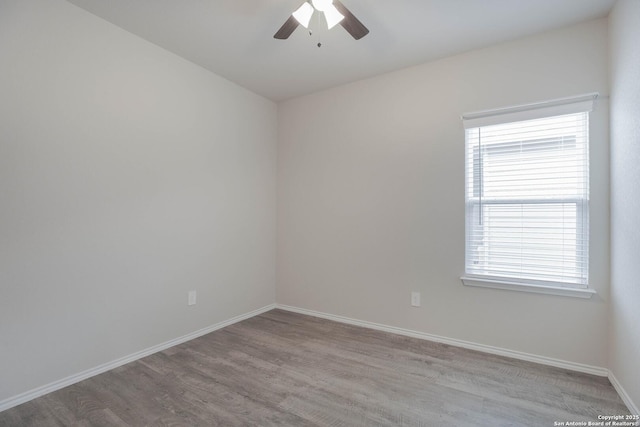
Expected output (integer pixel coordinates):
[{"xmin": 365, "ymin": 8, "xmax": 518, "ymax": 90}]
[{"xmin": 274, "ymin": 0, "xmax": 369, "ymax": 41}]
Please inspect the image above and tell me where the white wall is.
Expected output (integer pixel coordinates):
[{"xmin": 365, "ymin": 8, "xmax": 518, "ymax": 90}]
[
  {"xmin": 0, "ymin": 0, "xmax": 276, "ymax": 402},
  {"xmin": 609, "ymin": 0, "xmax": 640, "ymax": 414},
  {"xmin": 278, "ymin": 19, "xmax": 610, "ymax": 368}
]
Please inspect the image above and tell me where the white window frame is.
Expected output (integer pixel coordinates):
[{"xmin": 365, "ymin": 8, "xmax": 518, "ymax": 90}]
[{"xmin": 460, "ymin": 94, "xmax": 598, "ymax": 299}]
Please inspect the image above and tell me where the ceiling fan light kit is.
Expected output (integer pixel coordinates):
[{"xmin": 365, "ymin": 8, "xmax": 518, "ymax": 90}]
[
  {"xmin": 274, "ymin": 0, "xmax": 369, "ymax": 41},
  {"xmin": 322, "ymin": 5, "xmax": 344, "ymax": 29},
  {"xmin": 294, "ymin": 0, "xmax": 343, "ymax": 29},
  {"xmin": 311, "ymin": 0, "xmax": 333, "ymax": 12},
  {"xmin": 292, "ymin": 2, "xmax": 314, "ymax": 28}
]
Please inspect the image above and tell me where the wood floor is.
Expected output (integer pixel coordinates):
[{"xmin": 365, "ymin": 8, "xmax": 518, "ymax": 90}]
[{"xmin": 0, "ymin": 309, "xmax": 630, "ymax": 426}]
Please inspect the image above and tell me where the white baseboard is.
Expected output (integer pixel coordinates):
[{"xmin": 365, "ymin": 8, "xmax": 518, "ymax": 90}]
[
  {"xmin": 0, "ymin": 303, "xmax": 276, "ymax": 413},
  {"xmin": 609, "ymin": 371, "xmax": 639, "ymax": 415},
  {"xmin": 276, "ymin": 304, "xmax": 609, "ymax": 377}
]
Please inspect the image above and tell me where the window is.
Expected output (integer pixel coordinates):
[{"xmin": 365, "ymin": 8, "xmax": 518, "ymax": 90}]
[{"xmin": 461, "ymin": 94, "xmax": 598, "ymax": 298}]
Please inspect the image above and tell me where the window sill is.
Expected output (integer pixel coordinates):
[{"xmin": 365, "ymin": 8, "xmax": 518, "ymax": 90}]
[{"xmin": 460, "ymin": 275, "xmax": 596, "ymax": 299}]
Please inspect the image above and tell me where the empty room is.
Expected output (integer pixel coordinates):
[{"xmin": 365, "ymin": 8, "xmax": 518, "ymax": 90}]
[{"xmin": 0, "ymin": 0, "xmax": 638, "ymax": 425}]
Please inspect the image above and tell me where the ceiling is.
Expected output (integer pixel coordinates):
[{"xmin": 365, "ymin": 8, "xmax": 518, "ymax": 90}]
[{"xmin": 66, "ymin": 0, "xmax": 615, "ymax": 102}]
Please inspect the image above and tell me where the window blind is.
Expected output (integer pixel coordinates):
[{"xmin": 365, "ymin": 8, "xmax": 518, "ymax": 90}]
[{"xmin": 463, "ymin": 95, "xmax": 594, "ymax": 288}]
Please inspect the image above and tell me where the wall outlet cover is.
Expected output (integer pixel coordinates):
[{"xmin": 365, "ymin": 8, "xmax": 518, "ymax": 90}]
[{"xmin": 411, "ymin": 291, "xmax": 421, "ymax": 307}]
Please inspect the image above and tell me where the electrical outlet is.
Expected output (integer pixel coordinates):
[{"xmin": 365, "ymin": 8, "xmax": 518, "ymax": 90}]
[
  {"xmin": 188, "ymin": 290, "xmax": 197, "ymax": 306},
  {"xmin": 411, "ymin": 291, "xmax": 421, "ymax": 307}
]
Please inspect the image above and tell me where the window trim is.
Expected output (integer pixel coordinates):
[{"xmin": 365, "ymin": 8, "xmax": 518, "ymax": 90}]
[
  {"xmin": 460, "ymin": 275, "xmax": 596, "ymax": 299},
  {"xmin": 461, "ymin": 93, "xmax": 598, "ymax": 298},
  {"xmin": 461, "ymin": 92, "xmax": 599, "ymax": 128}
]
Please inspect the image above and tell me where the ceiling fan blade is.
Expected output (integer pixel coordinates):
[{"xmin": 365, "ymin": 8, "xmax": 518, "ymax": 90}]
[
  {"xmin": 333, "ymin": 0, "xmax": 369, "ymax": 40},
  {"xmin": 274, "ymin": 15, "xmax": 300, "ymax": 39}
]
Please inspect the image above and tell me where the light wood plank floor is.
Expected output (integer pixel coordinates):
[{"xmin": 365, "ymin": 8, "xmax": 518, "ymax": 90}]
[{"xmin": 0, "ymin": 309, "xmax": 630, "ymax": 426}]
